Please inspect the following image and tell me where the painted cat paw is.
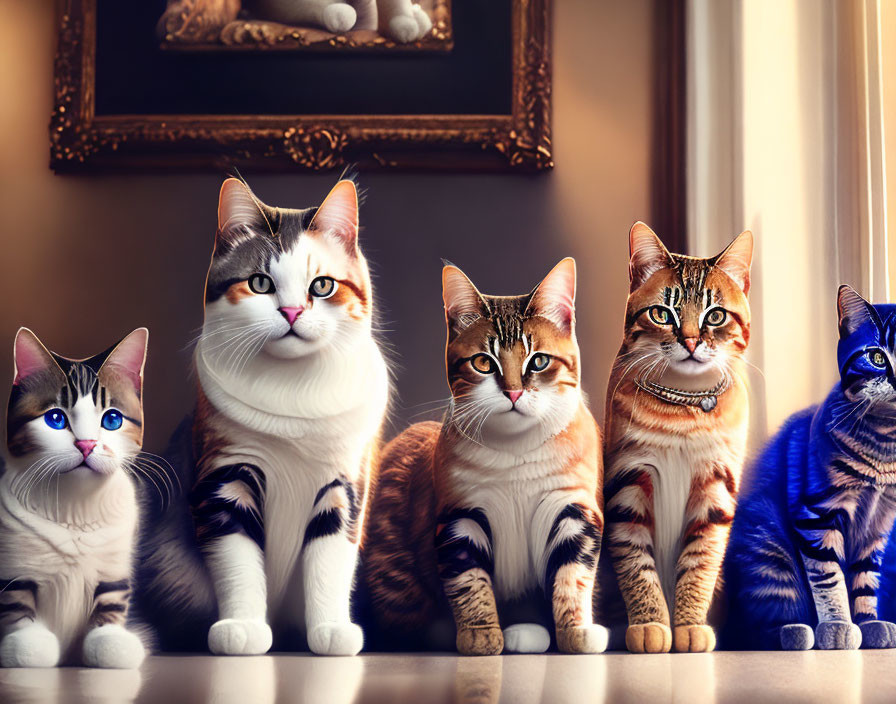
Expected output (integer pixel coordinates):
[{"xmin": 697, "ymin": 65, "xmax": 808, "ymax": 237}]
[
  {"xmin": 780, "ymin": 623, "xmax": 814, "ymax": 650},
  {"xmin": 82, "ymin": 625, "xmax": 145, "ymax": 669},
  {"xmin": 859, "ymin": 620, "xmax": 896, "ymax": 649},
  {"xmin": 208, "ymin": 618, "xmax": 272, "ymax": 656},
  {"xmin": 557, "ymin": 624, "xmax": 609, "ymax": 654},
  {"xmin": 673, "ymin": 624, "xmax": 716, "ymax": 653},
  {"xmin": 625, "ymin": 622, "xmax": 672, "ymax": 653},
  {"xmin": 0, "ymin": 623, "xmax": 60, "ymax": 668},
  {"xmin": 815, "ymin": 620, "xmax": 861, "ymax": 650},
  {"xmin": 503, "ymin": 624, "xmax": 550, "ymax": 653},
  {"xmin": 322, "ymin": 3, "xmax": 357, "ymax": 33},
  {"xmin": 411, "ymin": 5, "xmax": 433, "ymax": 36},
  {"xmin": 387, "ymin": 15, "xmax": 422, "ymax": 43},
  {"xmin": 307, "ymin": 622, "xmax": 363, "ymax": 656},
  {"xmin": 456, "ymin": 626, "xmax": 503, "ymax": 656}
]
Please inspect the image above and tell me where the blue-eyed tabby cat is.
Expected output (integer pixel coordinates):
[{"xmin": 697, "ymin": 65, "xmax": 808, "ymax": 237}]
[{"xmin": 0, "ymin": 328, "xmax": 149, "ymax": 668}]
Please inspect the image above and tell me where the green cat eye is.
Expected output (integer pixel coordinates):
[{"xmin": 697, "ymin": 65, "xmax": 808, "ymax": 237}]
[
  {"xmin": 310, "ymin": 276, "xmax": 338, "ymax": 299},
  {"xmin": 704, "ymin": 308, "xmax": 727, "ymax": 326},
  {"xmin": 248, "ymin": 274, "xmax": 275, "ymax": 294},
  {"xmin": 470, "ymin": 354, "xmax": 496, "ymax": 374},
  {"xmin": 870, "ymin": 350, "xmax": 887, "ymax": 368},
  {"xmin": 649, "ymin": 306, "xmax": 673, "ymax": 325},
  {"xmin": 528, "ymin": 353, "xmax": 551, "ymax": 373}
]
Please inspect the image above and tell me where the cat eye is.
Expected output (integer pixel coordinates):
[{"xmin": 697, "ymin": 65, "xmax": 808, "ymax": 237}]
[
  {"xmin": 310, "ymin": 277, "xmax": 338, "ymax": 299},
  {"xmin": 869, "ymin": 350, "xmax": 887, "ymax": 368},
  {"xmin": 704, "ymin": 308, "xmax": 727, "ymax": 326},
  {"xmin": 101, "ymin": 409, "xmax": 123, "ymax": 431},
  {"xmin": 248, "ymin": 274, "xmax": 275, "ymax": 294},
  {"xmin": 43, "ymin": 409, "xmax": 68, "ymax": 430},
  {"xmin": 649, "ymin": 306, "xmax": 673, "ymax": 325},
  {"xmin": 528, "ymin": 354, "xmax": 551, "ymax": 373},
  {"xmin": 470, "ymin": 354, "xmax": 497, "ymax": 374}
]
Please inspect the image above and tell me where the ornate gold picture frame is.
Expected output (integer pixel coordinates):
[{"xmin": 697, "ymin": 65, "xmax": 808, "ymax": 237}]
[{"xmin": 51, "ymin": 0, "xmax": 551, "ymax": 172}]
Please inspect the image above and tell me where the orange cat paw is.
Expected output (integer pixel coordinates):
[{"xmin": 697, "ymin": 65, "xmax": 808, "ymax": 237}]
[
  {"xmin": 457, "ymin": 627, "xmax": 504, "ymax": 656},
  {"xmin": 625, "ymin": 622, "xmax": 672, "ymax": 653},
  {"xmin": 673, "ymin": 624, "xmax": 716, "ymax": 653}
]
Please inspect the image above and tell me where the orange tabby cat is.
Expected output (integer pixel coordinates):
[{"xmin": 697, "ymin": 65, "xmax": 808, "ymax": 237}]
[
  {"xmin": 600, "ymin": 222, "xmax": 752, "ymax": 653},
  {"xmin": 363, "ymin": 260, "xmax": 606, "ymax": 655}
]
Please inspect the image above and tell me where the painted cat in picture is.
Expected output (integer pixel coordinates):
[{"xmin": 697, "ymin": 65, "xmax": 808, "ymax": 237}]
[{"xmin": 159, "ymin": 0, "xmax": 434, "ymax": 44}]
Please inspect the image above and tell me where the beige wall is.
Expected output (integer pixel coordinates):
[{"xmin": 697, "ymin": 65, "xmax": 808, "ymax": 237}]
[{"xmin": 0, "ymin": 0, "xmax": 652, "ymax": 450}]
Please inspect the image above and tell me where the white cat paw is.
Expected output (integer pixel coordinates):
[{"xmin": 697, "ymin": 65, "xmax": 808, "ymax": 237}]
[
  {"xmin": 388, "ymin": 15, "xmax": 422, "ymax": 43},
  {"xmin": 557, "ymin": 624, "xmax": 609, "ymax": 654},
  {"xmin": 82, "ymin": 625, "xmax": 145, "ymax": 669},
  {"xmin": 502, "ymin": 623, "xmax": 551, "ymax": 653},
  {"xmin": 307, "ymin": 622, "xmax": 363, "ymax": 656},
  {"xmin": 208, "ymin": 619, "xmax": 272, "ymax": 656},
  {"xmin": 322, "ymin": 4, "xmax": 357, "ymax": 33},
  {"xmin": 0, "ymin": 623, "xmax": 60, "ymax": 668},
  {"xmin": 411, "ymin": 5, "xmax": 433, "ymax": 36}
]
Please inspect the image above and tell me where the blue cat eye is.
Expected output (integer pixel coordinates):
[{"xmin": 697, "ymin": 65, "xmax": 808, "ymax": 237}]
[
  {"xmin": 101, "ymin": 409, "xmax": 123, "ymax": 431},
  {"xmin": 43, "ymin": 409, "xmax": 68, "ymax": 430},
  {"xmin": 868, "ymin": 349, "xmax": 888, "ymax": 368}
]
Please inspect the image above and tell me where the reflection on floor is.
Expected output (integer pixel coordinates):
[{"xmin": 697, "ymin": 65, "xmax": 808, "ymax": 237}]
[{"xmin": 0, "ymin": 651, "xmax": 893, "ymax": 704}]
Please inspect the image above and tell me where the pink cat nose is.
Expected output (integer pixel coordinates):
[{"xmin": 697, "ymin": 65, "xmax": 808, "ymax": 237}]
[
  {"xmin": 683, "ymin": 338, "xmax": 699, "ymax": 354},
  {"xmin": 75, "ymin": 440, "xmax": 97, "ymax": 458},
  {"xmin": 505, "ymin": 390, "xmax": 523, "ymax": 404},
  {"xmin": 279, "ymin": 306, "xmax": 305, "ymax": 325}
]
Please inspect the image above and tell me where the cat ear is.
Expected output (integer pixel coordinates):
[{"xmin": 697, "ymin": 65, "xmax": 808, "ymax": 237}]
[
  {"xmin": 837, "ymin": 285, "xmax": 879, "ymax": 338},
  {"xmin": 526, "ymin": 258, "xmax": 576, "ymax": 333},
  {"xmin": 442, "ymin": 264, "xmax": 488, "ymax": 334},
  {"xmin": 99, "ymin": 328, "xmax": 148, "ymax": 393},
  {"xmin": 13, "ymin": 328, "xmax": 62, "ymax": 384},
  {"xmin": 629, "ymin": 222, "xmax": 673, "ymax": 292},
  {"xmin": 217, "ymin": 178, "xmax": 270, "ymax": 245},
  {"xmin": 308, "ymin": 180, "xmax": 360, "ymax": 253},
  {"xmin": 714, "ymin": 230, "xmax": 754, "ymax": 294}
]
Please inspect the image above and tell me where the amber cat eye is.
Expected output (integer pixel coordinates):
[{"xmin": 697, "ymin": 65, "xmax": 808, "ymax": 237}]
[
  {"xmin": 648, "ymin": 306, "xmax": 673, "ymax": 325},
  {"xmin": 310, "ymin": 276, "xmax": 338, "ymax": 299},
  {"xmin": 470, "ymin": 354, "xmax": 497, "ymax": 374},
  {"xmin": 870, "ymin": 350, "xmax": 887, "ymax": 367},
  {"xmin": 704, "ymin": 308, "xmax": 727, "ymax": 326}
]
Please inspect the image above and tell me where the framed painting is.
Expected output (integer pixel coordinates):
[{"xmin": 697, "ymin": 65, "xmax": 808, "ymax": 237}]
[{"xmin": 51, "ymin": 0, "xmax": 552, "ymax": 172}]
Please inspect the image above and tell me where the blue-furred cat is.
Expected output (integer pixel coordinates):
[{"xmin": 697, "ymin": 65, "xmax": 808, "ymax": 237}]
[{"xmin": 724, "ymin": 285, "xmax": 896, "ymax": 650}]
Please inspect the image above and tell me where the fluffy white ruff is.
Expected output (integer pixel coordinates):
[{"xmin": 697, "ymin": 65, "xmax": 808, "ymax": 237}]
[
  {"xmin": 208, "ymin": 619, "xmax": 273, "ymax": 656},
  {"xmin": 307, "ymin": 622, "xmax": 364, "ymax": 656},
  {"xmin": 0, "ymin": 622, "xmax": 60, "ymax": 668},
  {"xmin": 502, "ymin": 624, "xmax": 550, "ymax": 653},
  {"xmin": 82, "ymin": 624, "xmax": 145, "ymax": 669}
]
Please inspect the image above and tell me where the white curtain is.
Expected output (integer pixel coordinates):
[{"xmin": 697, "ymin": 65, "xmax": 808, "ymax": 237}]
[{"xmin": 686, "ymin": 0, "xmax": 890, "ymax": 443}]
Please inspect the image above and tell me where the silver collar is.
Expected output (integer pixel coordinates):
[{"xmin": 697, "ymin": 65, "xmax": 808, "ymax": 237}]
[{"xmin": 635, "ymin": 377, "xmax": 730, "ymax": 413}]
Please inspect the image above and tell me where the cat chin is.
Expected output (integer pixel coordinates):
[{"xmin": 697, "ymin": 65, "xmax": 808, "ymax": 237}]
[
  {"xmin": 262, "ymin": 333, "xmax": 325, "ymax": 359},
  {"xmin": 667, "ymin": 358, "xmax": 719, "ymax": 378}
]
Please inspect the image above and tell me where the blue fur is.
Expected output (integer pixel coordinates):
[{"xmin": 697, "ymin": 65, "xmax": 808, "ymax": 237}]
[{"xmin": 724, "ymin": 298, "xmax": 896, "ymax": 650}]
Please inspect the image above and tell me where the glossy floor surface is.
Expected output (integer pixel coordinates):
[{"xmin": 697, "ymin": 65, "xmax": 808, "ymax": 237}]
[{"xmin": 1, "ymin": 651, "xmax": 895, "ymax": 704}]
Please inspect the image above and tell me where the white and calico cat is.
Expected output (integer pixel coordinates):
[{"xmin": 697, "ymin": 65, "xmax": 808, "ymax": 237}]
[
  {"xmin": 251, "ymin": 0, "xmax": 433, "ymax": 43},
  {"xmin": 136, "ymin": 177, "xmax": 390, "ymax": 656},
  {"xmin": 0, "ymin": 328, "xmax": 149, "ymax": 668}
]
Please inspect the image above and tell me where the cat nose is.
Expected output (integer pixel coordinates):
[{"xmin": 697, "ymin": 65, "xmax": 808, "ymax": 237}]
[
  {"xmin": 683, "ymin": 338, "xmax": 700, "ymax": 354},
  {"xmin": 75, "ymin": 440, "xmax": 97, "ymax": 458},
  {"xmin": 504, "ymin": 390, "xmax": 523, "ymax": 404},
  {"xmin": 279, "ymin": 306, "xmax": 305, "ymax": 325}
]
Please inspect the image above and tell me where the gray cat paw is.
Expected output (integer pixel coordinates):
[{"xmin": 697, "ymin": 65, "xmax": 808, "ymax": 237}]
[
  {"xmin": 780, "ymin": 623, "xmax": 814, "ymax": 650},
  {"xmin": 859, "ymin": 620, "xmax": 896, "ymax": 649},
  {"xmin": 815, "ymin": 620, "xmax": 861, "ymax": 650}
]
